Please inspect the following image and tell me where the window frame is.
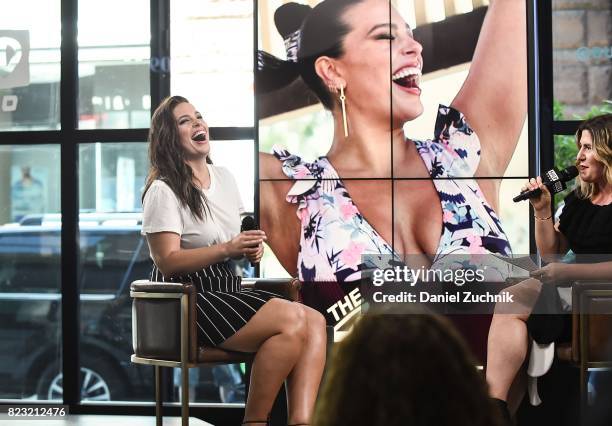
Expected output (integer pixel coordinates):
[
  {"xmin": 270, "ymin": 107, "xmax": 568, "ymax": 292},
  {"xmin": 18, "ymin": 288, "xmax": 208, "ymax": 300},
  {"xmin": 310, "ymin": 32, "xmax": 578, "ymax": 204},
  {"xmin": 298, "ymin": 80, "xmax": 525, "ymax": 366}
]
[
  {"xmin": 534, "ymin": 1, "xmax": 587, "ymax": 251},
  {"xmin": 0, "ymin": 0, "xmax": 252, "ymax": 421}
]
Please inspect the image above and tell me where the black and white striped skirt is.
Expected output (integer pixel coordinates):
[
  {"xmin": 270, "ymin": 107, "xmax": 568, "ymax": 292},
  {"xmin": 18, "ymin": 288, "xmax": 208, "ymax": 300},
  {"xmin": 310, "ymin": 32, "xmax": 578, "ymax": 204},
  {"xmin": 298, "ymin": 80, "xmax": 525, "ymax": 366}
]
[{"xmin": 150, "ymin": 262, "xmax": 282, "ymax": 347}]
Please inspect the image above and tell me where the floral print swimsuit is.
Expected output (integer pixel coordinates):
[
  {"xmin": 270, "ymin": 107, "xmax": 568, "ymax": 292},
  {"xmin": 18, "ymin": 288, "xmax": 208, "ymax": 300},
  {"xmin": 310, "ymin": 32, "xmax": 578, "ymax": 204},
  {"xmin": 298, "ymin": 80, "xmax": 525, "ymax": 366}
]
[{"xmin": 273, "ymin": 105, "xmax": 512, "ymax": 287}]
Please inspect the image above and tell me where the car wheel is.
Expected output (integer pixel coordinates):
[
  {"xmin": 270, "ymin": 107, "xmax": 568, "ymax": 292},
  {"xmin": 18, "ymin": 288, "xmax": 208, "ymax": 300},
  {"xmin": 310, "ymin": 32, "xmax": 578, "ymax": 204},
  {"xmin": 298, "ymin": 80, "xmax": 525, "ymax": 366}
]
[{"xmin": 36, "ymin": 356, "xmax": 127, "ymax": 401}]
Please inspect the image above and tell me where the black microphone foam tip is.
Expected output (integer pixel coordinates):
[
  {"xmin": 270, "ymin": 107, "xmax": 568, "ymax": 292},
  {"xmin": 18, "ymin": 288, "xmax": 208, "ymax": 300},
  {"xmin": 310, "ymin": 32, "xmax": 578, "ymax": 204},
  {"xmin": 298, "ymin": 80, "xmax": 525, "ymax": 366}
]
[
  {"xmin": 241, "ymin": 216, "xmax": 257, "ymax": 232},
  {"xmin": 564, "ymin": 166, "xmax": 578, "ymax": 179}
]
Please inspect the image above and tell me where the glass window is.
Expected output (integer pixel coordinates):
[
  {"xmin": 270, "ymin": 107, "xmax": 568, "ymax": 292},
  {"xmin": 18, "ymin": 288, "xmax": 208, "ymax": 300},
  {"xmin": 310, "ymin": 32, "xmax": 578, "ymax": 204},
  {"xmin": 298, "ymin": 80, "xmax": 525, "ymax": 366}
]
[
  {"xmin": 0, "ymin": 231, "xmax": 61, "ymax": 293},
  {"xmin": 171, "ymin": 0, "xmax": 254, "ymax": 127},
  {"xmin": 0, "ymin": 145, "xmax": 61, "ymax": 400},
  {"xmin": 171, "ymin": 364, "xmax": 247, "ymax": 404},
  {"xmin": 78, "ymin": 0, "xmax": 151, "ymax": 129},
  {"xmin": 0, "ymin": 2, "xmax": 61, "ymax": 131},
  {"xmin": 78, "ymin": 143, "xmax": 150, "ymax": 402},
  {"xmin": 77, "ymin": 226, "xmax": 151, "ymax": 402},
  {"xmin": 552, "ymin": 0, "xmax": 612, "ymax": 120},
  {"xmin": 79, "ymin": 142, "xmax": 149, "ymax": 212},
  {"xmin": 0, "ymin": 145, "xmax": 61, "ymax": 225},
  {"xmin": 80, "ymin": 230, "xmax": 148, "ymax": 294}
]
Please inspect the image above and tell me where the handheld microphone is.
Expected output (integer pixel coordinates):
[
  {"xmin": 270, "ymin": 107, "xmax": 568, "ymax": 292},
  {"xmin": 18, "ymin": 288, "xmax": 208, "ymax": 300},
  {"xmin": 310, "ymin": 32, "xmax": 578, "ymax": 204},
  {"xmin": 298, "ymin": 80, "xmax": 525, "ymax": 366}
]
[
  {"xmin": 241, "ymin": 216, "xmax": 257, "ymax": 233},
  {"xmin": 513, "ymin": 166, "xmax": 578, "ymax": 202},
  {"xmin": 240, "ymin": 216, "xmax": 259, "ymax": 266}
]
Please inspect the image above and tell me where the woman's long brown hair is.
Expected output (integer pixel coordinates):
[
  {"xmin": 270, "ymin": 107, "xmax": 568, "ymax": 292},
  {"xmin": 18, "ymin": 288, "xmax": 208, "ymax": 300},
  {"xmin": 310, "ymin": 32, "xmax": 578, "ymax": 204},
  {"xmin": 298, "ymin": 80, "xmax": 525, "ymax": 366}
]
[{"xmin": 142, "ymin": 95, "xmax": 212, "ymax": 220}]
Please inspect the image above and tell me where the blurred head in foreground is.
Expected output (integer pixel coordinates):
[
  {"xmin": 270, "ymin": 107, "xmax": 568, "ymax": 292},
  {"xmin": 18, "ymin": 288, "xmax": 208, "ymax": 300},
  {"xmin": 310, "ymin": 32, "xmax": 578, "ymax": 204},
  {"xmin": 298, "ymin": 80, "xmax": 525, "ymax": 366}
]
[{"xmin": 314, "ymin": 308, "xmax": 504, "ymax": 426}]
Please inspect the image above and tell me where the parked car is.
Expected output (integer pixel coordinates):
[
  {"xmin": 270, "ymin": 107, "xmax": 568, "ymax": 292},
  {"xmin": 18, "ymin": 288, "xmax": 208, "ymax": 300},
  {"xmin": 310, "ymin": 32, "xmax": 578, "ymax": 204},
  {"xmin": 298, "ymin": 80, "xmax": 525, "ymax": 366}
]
[{"xmin": 0, "ymin": 213, "xmax": 245, "ymax": 402}]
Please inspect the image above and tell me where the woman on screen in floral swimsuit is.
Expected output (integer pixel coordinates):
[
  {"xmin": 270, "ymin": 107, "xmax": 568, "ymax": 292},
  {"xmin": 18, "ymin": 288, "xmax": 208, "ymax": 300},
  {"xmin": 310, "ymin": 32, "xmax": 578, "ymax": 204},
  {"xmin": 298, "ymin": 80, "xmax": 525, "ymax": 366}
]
[{"xmin": 259, "ymin": 0, "xmax": 527, "ymax": 317}]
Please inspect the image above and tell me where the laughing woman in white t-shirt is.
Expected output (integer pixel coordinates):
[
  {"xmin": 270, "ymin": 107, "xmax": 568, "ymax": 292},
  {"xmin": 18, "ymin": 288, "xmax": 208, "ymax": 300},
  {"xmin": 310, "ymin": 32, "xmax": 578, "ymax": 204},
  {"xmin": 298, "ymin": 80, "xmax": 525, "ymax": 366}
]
[{"xmin": 141, "ymin": 96, "xmax": 326, "ymax": 426}]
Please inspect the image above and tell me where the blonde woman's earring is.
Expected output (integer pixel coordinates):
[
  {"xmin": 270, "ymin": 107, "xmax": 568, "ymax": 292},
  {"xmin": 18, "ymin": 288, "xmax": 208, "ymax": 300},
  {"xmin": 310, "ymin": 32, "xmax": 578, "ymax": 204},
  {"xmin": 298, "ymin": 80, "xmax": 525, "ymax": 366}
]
[{"xmin": 339, "ymin": 85, "xmax": 348, "ymax": 137}]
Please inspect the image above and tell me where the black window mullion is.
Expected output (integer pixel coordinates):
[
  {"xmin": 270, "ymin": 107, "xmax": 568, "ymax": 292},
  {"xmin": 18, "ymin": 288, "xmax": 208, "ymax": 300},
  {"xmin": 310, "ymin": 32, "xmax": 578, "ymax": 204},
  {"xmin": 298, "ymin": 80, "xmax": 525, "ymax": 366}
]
[
  {"xmin": 527, "ymin": 0, "xmax": 540, "ymax": 254},
  {"xmin": 209, "ymin": 127, "xmax": 255, "ymax": 141},
  {"xmin": 254, "ymin": 0, "xmax": 260, "ymax": 278},
  {"xmin": 74, "ymin": 129, "xmax": 149, "ymax": 143},
  {"xmin": 60, "ymin": 0, "xmax": 80, "ymax": 408},
  {"xmin": 151, "ymin": 0, "xmax": 171, "ymax": 111},
  {"xmin": 528, "ymin": 0, "xmax": 554, "ymax": 254},
  {"xmin": 0, "ymin": 131, "xmax": 60, "ymax": 144},
  {"xmin": 536, "ymin": 0, "xmax": 554, "ymax": 174}
]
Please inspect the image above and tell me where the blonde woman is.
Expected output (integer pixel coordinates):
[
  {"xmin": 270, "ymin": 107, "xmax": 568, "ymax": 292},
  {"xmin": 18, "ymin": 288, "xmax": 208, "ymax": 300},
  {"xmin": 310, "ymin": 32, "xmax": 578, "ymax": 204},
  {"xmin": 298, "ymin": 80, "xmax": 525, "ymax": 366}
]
[{"xmin": 486, "ymin": 114, "xmax": 612, "ymax": 418}]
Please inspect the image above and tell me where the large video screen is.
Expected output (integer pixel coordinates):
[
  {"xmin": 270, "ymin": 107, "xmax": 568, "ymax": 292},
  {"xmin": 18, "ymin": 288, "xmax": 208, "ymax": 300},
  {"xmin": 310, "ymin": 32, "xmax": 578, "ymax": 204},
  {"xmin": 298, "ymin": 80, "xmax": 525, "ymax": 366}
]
[{"xmin": 256, "ymin": 0, "xmax": 530, "ymax": 333}]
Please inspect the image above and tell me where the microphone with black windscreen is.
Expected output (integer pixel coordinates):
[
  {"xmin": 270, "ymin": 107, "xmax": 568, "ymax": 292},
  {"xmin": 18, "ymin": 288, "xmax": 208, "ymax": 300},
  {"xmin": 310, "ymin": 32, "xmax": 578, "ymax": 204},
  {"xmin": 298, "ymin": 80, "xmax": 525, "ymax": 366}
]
[
  {"xmin": 241, "ymin": 216, "xmax": 259, "ymax": 266},
  {"xmin": 241, "ymin": 216, "xmax": 257, "ymax": 233},
  {"xmin": 513, "ymin": 166, "xmax": 578, "ymax": 202}
]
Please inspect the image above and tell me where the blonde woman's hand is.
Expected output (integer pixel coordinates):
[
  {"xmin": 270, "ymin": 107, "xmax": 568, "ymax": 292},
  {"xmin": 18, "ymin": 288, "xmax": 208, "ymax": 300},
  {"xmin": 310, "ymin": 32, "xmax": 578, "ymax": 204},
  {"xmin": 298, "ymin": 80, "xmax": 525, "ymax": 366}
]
[
  {"xmin": 225, "ymin": 230, "xmax": 267, "ymax": 259},
  {"xmin": 523, "ymin": 176, "xmax": 551, "ymax": 214},
  {"xmin": 530, "ymin": 262, "xmax": 573, "ymax": 284}
]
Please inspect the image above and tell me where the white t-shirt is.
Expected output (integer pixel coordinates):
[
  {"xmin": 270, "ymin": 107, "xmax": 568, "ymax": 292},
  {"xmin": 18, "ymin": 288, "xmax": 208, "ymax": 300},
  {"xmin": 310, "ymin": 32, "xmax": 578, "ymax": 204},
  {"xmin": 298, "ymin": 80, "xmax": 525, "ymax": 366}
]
[{"xmin": 141, "ymin": 164, "xmax": 245, "ymax": 250}]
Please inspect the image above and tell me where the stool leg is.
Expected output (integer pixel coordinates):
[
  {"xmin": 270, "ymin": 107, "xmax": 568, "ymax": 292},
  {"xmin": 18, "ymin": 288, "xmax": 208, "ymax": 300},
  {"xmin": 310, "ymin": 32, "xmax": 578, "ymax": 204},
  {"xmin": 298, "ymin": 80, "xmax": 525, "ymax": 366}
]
[
  {"xmin": 155, "ymin": 365, "xmax": 162, "ymax": 426},
  {"xmin": 182, "ymin": 366, "xmax": 189, "ymax": 426},
  {"xmin": 580, "ymin": 363, "xmax": 587, "ymax": 422}
]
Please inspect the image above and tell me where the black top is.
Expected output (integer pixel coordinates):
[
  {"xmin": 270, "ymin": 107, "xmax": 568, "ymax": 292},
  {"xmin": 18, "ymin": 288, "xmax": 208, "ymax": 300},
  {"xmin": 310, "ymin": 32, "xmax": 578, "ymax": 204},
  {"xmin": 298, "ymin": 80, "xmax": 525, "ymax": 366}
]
[{"xmin": 558, "ymin": 191, "xmax": 612, "ymax": 256}]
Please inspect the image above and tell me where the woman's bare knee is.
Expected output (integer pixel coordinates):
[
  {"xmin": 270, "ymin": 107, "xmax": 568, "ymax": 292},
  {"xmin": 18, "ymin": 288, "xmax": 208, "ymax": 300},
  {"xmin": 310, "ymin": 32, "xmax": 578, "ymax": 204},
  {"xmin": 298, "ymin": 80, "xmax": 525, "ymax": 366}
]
[
  {"xmin": 490, "ymin": 311, "xmax": 529, "ymax": 328},
  {"xmin": 279, "ymin": 302, "xmax": 308, "ymax": 342},
  {"xmin": 304, "ymin": 307, "xmax": 326, "ymax": 337},
  {"xmin": 256, "ymin": 298, "xmax": 308, "ymax": 341},
  {"xmin": 219, "ymin": 298, "xmax": 303, "ymax": 351}
]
